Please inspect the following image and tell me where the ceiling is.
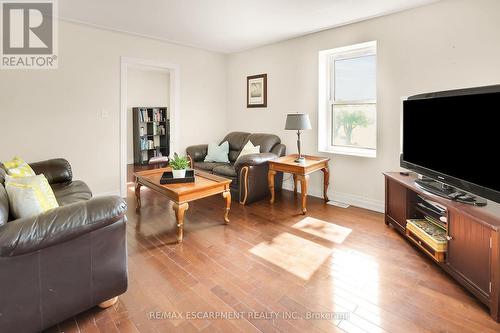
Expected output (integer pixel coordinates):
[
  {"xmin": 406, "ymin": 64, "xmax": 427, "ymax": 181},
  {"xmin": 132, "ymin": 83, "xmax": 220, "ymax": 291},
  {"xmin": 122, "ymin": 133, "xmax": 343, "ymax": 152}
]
[{"xmin": 60, "ymin": 0, "xmax": 438, "ymax": 54}]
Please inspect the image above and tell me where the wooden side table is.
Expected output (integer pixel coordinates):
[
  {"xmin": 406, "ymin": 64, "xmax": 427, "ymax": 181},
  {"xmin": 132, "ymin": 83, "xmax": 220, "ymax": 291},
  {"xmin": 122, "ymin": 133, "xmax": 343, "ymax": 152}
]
[{"xmin": 268, "ymin": 154, "xmax": 330, "ymax": 214}]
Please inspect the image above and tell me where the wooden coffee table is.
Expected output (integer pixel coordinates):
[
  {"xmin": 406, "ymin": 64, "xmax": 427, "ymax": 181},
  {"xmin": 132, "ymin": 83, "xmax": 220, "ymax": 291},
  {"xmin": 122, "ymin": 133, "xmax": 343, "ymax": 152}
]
[
  {"xmin": 268, "ymin": 154, "xmax": 330, "ymax": 214},
  {"xmin": 134, "ymin": 168, "xmax": 231, "ymax": 243}
]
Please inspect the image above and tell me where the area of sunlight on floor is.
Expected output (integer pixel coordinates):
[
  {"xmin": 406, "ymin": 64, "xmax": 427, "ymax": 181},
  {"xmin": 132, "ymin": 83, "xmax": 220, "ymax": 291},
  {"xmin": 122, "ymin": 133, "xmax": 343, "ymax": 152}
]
[
  {"xmin": 249, "ymin": 232, "xmax": 333, "ymax": 280},
  {"xmin": 332, "ymin": 248, "xmax": 381, "ymax": 330},
  {"xmin": 291, "ymin": 216, "xmax": 352, "ymax": 244}
]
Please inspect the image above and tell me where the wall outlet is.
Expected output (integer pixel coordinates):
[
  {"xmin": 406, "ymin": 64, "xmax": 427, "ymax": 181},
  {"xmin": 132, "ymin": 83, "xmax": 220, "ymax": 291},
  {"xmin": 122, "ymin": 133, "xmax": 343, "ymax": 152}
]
[{"xmin": 100, "ymin": 108, "xmax": 109, "ymax": 119}]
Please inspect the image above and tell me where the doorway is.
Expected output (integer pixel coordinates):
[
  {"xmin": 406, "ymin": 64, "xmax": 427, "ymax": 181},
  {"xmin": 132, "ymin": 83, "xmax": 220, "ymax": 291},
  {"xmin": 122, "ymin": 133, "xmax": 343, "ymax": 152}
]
[{"xmin": 120, "ymin": 57, "xmax": 180, "ymax": 197}]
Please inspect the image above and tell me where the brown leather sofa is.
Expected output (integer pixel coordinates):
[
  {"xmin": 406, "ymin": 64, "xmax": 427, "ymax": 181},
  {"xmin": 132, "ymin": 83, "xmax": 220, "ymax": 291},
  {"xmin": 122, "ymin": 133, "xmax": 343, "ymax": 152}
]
[
  {"xmin": 186, "ymin": 132, "xmax": 285, "ymax": 204},
  {"xmin": 0, "ymin": 159, "xmax": 128, "ymax": 333}
]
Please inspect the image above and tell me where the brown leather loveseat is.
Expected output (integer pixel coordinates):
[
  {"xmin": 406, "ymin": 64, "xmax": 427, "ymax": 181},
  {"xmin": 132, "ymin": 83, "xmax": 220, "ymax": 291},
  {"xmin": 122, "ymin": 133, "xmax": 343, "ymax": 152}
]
[
  {"xmin": 0, "ymin": 159, "xmax": 128, "ymax": 333},
  {"xmin": 186, "ymin": 132, "xmax": 285, "ymax": 205}
]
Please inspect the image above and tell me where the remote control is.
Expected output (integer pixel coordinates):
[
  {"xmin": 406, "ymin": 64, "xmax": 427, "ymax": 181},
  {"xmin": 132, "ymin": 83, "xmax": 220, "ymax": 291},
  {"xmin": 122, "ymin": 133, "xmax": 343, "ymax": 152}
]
[
  {"xmin": 458, "ymin": 194, "xmax": 475, "ymax": 202},
  {"xmin": 449, "ymin": 191, "xmax": 465, "ymax": 199}
]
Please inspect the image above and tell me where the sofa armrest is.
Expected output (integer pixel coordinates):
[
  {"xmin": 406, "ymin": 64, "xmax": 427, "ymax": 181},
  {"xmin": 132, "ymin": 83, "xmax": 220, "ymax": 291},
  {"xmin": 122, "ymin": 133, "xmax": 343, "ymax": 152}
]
[
  {"xmin": 0, "ymin": 167, "xmax": 5, "ymax": 185},
  {"xmin": 29, "ymin": 158, "xmax": 73, "ymax": 184},
  {"xmin": 186, "ymin": 144, "xmax": 208, "ymax": 162},
  {"xmin": 234, "ymin": 153, "xmax": 278, "ymax": 170},
  {"xmin": 0, "ymin": 196, "xmax": 127, "ymax": 257},
  {"xmin": 271, "ymin": 143, "xmax": 286, "ymax": 157}
]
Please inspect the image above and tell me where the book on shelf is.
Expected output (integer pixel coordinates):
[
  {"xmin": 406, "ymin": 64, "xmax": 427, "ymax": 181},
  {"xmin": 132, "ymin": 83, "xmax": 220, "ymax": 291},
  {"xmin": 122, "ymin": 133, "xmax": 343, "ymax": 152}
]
[
  {"xmin": 137, "ymin": 107, "xmax": 167, "ymax": 123},
  {"xmin": 152, "ymin": 149, "xmax": 164, "ymax": 158},
  {"xmin": 139, "ymin": 109, "xmax": 150, "ymax": 122},
  {"xmin": 153, "ymin": 136, "xmax": 160, "ymax": 148},
  {"xmin": 152, "ymin": 108, "xmax": 164, "ymax": 122},
  {"xmin": 139, "ymin": 138, "xmax": 155, "ymax": 150}
]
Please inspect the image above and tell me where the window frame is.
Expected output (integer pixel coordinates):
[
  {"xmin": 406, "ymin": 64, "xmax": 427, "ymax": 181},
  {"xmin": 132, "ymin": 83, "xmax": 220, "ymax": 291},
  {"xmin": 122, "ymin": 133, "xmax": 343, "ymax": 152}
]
[{"xmin": 318, "ymin": 41, "xmax": 377, "ymax": 158}]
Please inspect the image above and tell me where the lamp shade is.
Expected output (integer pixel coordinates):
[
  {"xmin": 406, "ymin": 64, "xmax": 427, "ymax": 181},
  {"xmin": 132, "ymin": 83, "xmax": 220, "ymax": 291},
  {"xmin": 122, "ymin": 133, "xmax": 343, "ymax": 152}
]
[{"xmin": 285, "ymin": 113, "xmax": 312, "ymax": 130}]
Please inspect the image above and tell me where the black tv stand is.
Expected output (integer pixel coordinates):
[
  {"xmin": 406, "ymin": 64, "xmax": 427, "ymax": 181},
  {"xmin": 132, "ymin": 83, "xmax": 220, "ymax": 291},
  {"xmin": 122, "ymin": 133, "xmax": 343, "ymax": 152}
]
[{"xmin": 415, "ymin": 176, "xmax": 487, "ymax": 206}]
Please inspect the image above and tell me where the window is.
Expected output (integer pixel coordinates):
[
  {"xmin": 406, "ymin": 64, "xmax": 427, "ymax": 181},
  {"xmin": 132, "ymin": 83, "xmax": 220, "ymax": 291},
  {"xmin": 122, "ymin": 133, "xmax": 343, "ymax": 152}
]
[{"xmin": 318, "ymin": 41, "xmax": 377, "ymax": 158}]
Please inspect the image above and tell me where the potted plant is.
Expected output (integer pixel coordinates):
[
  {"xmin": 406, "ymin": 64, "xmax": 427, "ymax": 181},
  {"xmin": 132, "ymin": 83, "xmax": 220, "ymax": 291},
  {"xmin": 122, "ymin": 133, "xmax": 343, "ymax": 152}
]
[{"xmin": 169, "ymin": 153, "xmax": 190, "ymax": 178}]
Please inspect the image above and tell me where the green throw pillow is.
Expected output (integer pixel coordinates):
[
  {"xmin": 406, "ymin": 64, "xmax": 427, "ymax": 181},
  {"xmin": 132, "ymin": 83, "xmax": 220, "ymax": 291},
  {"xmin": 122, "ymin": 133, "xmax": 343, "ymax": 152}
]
[{"xmin": 204, "ymin": 141, "xmax": 230, "ymax": 163}]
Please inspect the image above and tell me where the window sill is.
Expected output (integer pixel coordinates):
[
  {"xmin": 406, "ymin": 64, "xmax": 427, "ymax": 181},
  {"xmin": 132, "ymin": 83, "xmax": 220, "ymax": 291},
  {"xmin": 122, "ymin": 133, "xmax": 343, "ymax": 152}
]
[{"xmin": 320, "ymin": 146, "xmax": 377, "ymax": 158}]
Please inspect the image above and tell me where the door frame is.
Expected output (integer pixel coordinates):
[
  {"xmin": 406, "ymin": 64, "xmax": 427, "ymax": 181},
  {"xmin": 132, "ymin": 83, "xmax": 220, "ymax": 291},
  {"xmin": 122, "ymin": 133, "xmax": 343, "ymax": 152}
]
[{"xmin": 119, "ymin": 57, "xmax": 181, "ymax": 197}]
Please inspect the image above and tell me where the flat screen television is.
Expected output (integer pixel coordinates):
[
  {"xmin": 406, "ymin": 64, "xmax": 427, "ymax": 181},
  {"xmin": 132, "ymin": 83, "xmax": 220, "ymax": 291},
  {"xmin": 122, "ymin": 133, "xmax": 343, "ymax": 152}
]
[{"xmin": 401, "ymin": 84, "xmax": 500, "ymax": 203}]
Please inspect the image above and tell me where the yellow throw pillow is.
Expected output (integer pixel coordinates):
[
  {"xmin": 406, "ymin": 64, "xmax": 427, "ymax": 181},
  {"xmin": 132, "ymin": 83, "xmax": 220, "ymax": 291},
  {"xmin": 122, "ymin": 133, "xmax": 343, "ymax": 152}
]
[
  {"xmin": 5, "ymin": 174, "xmax": 59, "ymax": 219},
  {"xmin": 3, "ymin": 157, "xmax": 36, "ymax": 178}
]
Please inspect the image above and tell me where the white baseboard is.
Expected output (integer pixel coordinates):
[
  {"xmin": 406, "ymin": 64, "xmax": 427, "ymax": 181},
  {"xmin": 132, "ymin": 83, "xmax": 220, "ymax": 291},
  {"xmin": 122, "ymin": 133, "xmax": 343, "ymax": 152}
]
[
  {"xmin": 282, "ymin": 181, "xmax": 384, "ymax": 213},
  {"xmin": 330, "ymin": 190, "xmax": 384, "ymax": 213}
]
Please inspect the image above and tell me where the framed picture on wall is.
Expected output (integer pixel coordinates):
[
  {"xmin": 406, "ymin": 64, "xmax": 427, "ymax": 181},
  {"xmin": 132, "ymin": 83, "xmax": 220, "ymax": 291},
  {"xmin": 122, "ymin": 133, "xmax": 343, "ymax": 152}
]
[{"xmin": 247, "ymin": 74, "xmax": 267, "ymax": 108}]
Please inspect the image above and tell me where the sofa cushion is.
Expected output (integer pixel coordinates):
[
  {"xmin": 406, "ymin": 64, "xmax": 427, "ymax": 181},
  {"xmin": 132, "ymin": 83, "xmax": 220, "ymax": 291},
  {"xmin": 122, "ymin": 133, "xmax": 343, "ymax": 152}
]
[
  {"xmin": 220, "ymin": 132, "xmax": 251, "ymax": 162},
  {"xmin": 51, "ymin": 180, "xmax": 92, "ymax": 206},
  {"xmin": 193, "ymin": 161, "xmax": 227, "ymax": 172},
  {"xmin": 0, "ymin": 183, "xmax": 9, "ymax": 226},
  {"xmin": 213, "ymin": 164, "xmax": 237, "ymax": 178},
  {"xmin": 245, "ymin": 133, "xmax": 281, "ymax": 153}
]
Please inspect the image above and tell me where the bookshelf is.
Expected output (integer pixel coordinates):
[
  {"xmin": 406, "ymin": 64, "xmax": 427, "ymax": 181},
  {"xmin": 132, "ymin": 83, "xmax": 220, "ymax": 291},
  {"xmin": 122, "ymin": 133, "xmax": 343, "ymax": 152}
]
[{"xmin": 132, "ymin": 107, "xmax": 169, "ymax": 165}]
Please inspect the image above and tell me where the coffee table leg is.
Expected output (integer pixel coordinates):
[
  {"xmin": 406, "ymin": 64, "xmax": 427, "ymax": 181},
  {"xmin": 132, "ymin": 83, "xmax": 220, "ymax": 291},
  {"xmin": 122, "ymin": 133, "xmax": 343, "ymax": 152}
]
[
  {"xmin": 297, "ymin": 174, "xmax": 309, "ymax": 215},
  {"xmin": 322, "ymin": 167, "xmax": 330, "ymax": 202},
  {"xmin": 222, "ymin": 190, "xmax": 231, "ymax": 224},
  {"xmin": 135, "ymin": 182, "xmax": 142, "ymax": 212},
  {"xmin": 173, "ymin": 202, "xmax": 189, "ymax": 243},
  {"xmin": 268, "ymin": 170, "xmax": 276, "ymax": 204}
]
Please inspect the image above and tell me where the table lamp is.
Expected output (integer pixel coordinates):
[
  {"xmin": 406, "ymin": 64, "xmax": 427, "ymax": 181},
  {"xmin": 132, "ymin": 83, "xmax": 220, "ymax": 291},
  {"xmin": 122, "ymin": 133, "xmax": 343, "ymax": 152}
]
[{"xmin": 285, "ymin": 113, "xmax": 312, "ymax": 164}]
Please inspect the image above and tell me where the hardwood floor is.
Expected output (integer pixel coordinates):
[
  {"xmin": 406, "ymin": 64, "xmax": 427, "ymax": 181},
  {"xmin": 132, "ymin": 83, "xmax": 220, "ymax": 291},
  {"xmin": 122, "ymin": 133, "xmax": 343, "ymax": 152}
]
[{"xmin": 44, "ymin": 166, "xmax": 500, "ymax": 333}]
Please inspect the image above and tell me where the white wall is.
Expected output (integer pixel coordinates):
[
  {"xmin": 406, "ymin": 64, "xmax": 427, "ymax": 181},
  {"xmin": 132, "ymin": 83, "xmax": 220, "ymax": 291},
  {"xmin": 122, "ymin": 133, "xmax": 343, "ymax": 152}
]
[
  {"xmin": 126, "ymin": 68, "xmax": 170, "ymax": 164},
  {"xmin": 226, "ymin": 0, "xmax": 500, "ymax": 212},
  {"xmin": 2, "ymin": 0, "xmax": 499, "ymax": 208},
  {"xmin": 0, "ymin": 21, "xmax": 227, "ymax": 195}
]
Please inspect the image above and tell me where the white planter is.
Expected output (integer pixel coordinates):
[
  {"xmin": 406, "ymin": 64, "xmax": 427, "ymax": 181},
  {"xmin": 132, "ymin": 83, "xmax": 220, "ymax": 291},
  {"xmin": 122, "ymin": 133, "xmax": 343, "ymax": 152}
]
[{"xmin": 172, "ymin": 169, "xmax": 186, "ymax": 178}]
